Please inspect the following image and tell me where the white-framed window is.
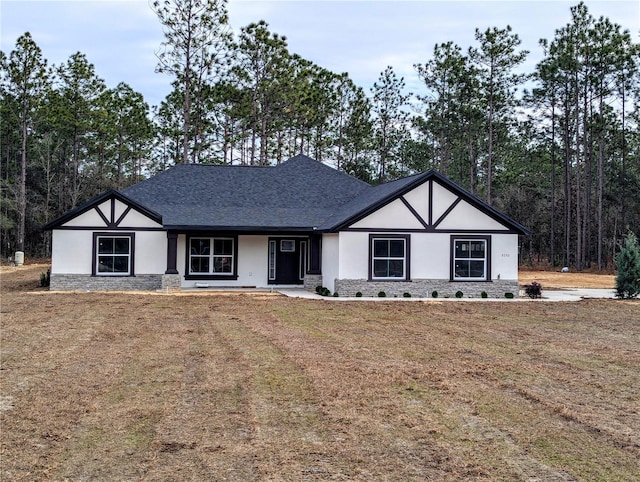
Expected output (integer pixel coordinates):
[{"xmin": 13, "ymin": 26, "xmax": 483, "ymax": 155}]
[
  {"xmin": 94, "ymin": 233, "xmax": 133, "ymax": 276},
  {"xmin": 189, "ymin": 237, "xmax": 234, "ymax": 275},
  {"xmin": 453, "ymin": 238, "xmax": 488, "ymax": 280},
  {"xmin": 370, "ymin": 236, "xmax": 409, "ymax": 280}
]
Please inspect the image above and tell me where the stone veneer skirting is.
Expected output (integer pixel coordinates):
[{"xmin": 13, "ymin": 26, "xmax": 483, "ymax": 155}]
[
  {"xmin": 303, "ymin": 274, "xmax": 323, "ymax": 292},
  {"xmin": 161, "ymin": 274, "xmax": 182, "ymax": 290},
  {"xmin": 333, "ymin": 279, "xmax": 519, "ymax": 298},
  {"xmin": 50, "ymin": 274, "xmax": 164, "ymax": 291}
]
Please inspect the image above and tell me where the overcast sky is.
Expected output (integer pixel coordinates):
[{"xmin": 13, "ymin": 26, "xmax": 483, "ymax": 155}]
[{"xmin": 2, "ymin": 0, "xmax": 638, "ymax": 108}]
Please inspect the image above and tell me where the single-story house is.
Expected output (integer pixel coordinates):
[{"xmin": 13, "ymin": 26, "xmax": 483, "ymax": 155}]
[{"xmin": 44, "ymin": 154, "xmax": 530, "ymax": 297}]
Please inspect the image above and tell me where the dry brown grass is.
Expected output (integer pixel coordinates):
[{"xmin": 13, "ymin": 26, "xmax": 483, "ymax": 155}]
[
  {"xmin": 1, "ymin": 265, "xmax": 638, "ymax": 480},
  {"xmin": 519, "ymin": 269, "xmax": 615, "ymax": 289}
]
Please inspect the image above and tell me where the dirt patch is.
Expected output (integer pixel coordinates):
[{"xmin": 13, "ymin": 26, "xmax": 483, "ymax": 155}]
[
  {"xmin": 1, "ymin": 266, "xmax": 638, "ymax": 480},
  {"xmin": 519, "ymin": 270, "xmax": 615, "ymax": 289},
  {"xmin": 0, "ymin": 263, "xmax": 50, "ymax": 293}
]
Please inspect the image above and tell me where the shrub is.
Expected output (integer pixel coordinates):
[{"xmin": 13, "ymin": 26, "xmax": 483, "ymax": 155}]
[
  {"xmin": 333, "ymin": 292, "xmax": 339, "ymax": 297},
  {"xmin": 355, "ymin": 291, "xmax": 363, "ymax": 297},
  {"xmin": 505, "ymin": 292, "xmax": 515, "ymax": 299},
  {"xmin": 40, "ymin": 269, "xmax": 50, "ymax": 287},
  {"xmin": 481, "ymin": 291, "xmax": 488, "ymax": 298},
  {"xmin": 321, "ymin": 287, "xmax": 331, "ymax": 296},
  {"xmin": 615, "ymin": 230, "xmax": 640, "ymax": 299},
  {"xmin": 455, "ymin": 290, "xmax": 463, "ymax": 298},
  {"xmin": 524, "ymin": 281, "xmax": 542, "ymax": 299},
  {"xmin": 378, "ymin": 291, "xmax": 387, "ymax": 298},
  {"xmin": 402, "ymin": 292, "xmax": 411, "ymax": 298},
  {"xmin": 315, "ymin": 285, "xmax": 323, "ymax": 294},
  {"xmin": 431, "ymin": 290, "xmax": 438, "ymax": 298}
]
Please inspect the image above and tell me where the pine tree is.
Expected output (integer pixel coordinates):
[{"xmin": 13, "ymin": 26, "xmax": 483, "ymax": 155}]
[
  {"xmin": 1, "ymin": 32, "xmax": 48, "ymax": 253},
  {"xmin": 152, "ymin": 0, "xmax": 231, "ymax": 164},
  {"xmin": 615, "ymin": 230, "xmax": 640, "ymax": 299}
]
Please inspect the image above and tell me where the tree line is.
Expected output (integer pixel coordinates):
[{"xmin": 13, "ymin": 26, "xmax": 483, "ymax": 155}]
[{"xmin": 1, "ymin": 0, "xmax": 638, "ymax": 271}]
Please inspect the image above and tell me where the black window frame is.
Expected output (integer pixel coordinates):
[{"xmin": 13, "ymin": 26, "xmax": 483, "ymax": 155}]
[
  {"xmin": 185, "ymin": 234, "xmax": 238, "ymax": 281},
  {"xmin": 368, "ymin": 234, "xmax": 410, "ymax": 281},
  {"xmin": 450, "ymin": 235, "xmax": 491, "ymax": 281},
  {"xmin": 92, "ymin": 232, "xmax": 135, "ymax": 277}
]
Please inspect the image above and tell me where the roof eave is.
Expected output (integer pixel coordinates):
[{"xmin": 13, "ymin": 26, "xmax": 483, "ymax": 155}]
[{"xmin": 164, "ymin": 225, "xmax": 318, "ymax": 233}]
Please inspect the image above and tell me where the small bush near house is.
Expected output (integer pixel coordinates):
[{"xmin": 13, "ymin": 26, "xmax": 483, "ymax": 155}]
[
  {"xmin": 402, "ymin": 292, "xmax": 411, "ymax": 298},
  {"xmin": 321, "ymin": 287, "xmax": 331, "ymax": 296},
  {"xmin": 378, "ymin": 291, "xmax": 387, "ymax": 298},
  {"xmin": 40, "ymin": 269, "xmax": 50, "ymax": 287},
  {"xmin": 524, "ymin": 282, "xmax": 542, "ymax": 299},
  {"xmin": 315, "ymin": 285, "xmax": 323, "ymax": 294},
  {"xmin": 355, "ymin": 291, "xmax": 363, "ymax": 297},
  {"xmin": 333, "ymin": 292, "xmax": 339, "ymax": 297},
  {"xmin": 505, "ymin": 292, "xmax": 515, "ymax": 299},
  {"xmin": 481, "ymin": 291, "xmax": 488, "ymax": 298},
  {"xmin": 455, "ymin": 290, "xmax": 463, "ymax": 298},
  {"xmin": 431, "ymin": 291, "xmax": 438, "ymax": 298}
]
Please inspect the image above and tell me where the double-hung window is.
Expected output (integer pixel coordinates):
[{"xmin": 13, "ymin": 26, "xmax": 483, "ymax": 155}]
[
  {"xmin": 188, "ymin": 237, "xmax": 235, "ymax": 277},
  {"xmin": 370, "ymin": 235, "xmax": 409, "ymax": 280},
  {"xmin": 94, "ymin": 233, "xmax": 134, "ymax": 276},
  {"xmin": 452, "ymin": 237, "xmax": 489, "ymax": 281}
]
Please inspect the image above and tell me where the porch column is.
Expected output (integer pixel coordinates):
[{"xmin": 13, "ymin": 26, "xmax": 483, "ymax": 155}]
[
  {"xmin": 165, "ymin": 231, "xmax": 178, "ymax": 274},
  {"xmin": 308, "ymin": 233, "xmax": 321, "ymax": 274}
]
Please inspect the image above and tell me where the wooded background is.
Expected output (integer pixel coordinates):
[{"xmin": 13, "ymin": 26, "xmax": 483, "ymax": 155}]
[{"xmin": 1, "ymin": 1, "xmax": 638, "ymax": 271}]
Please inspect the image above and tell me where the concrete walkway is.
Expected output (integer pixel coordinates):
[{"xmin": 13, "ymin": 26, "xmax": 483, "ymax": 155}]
[{"xmin": 277, "ymin": 288, "xmax": 619, "ymax": 302}]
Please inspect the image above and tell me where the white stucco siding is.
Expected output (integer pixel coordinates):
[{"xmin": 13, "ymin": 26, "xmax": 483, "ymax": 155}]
[
  {"xmin": 118, "ymin": 209, "xmax": 163, "ymax": 228},
  {"xmin": 322, "ymin": 233, "xmax": 339, "ymax": 292},
  {"xmin": 337, "ymin": 231, "xmax": 369, "ymax": 279},
  {"xmin": 337, "ymin": 232, "xmax": 453, "ymax": 281},
  {"xmin": 350, "ymin": 198, "xmax": 424, "ymax": 229},
  {"xmin": 431, "ymin": 182, "xmax": 459, "ymax": 221},
  {"xmin": 97, "ymin": 200, "xmax": 112, "ymax": 217},
  {"xmin": 402, "ymin": 182, "xmax": 430, "ymax": 222},
  {"xmin": 237, "ymin": 236, "xmax": 268, "ymax": 286},
  {"xmin": 333, "ymin": 232, "xmax": 519, "ymax": 283},
  {"xmin": 50, "ymin": 229, "xmax": 166, "ymax": 275},
  {"xmin": 51, "ymin": 230, "xmax": 94, "ymax": 274},
  {"xmin": 178, "ymin": 235, "xmax": 269, "ymax": 288},
  {"xmin": 490, "ymin": 234, "xmax": 519, "ymax": 280},
  {"xmin": 438, "ymin": 200, "xmax": 509, "ymax": 231},
  {"xmin": 113, "ymin": 199, "xmax": 128, "ymax": 223},
  {"xmin": 62, "ymin": 208, "xmax": 107, "ymax": 228},
  {"xmin": 410, "ymin": 233, "xmax": 451, "ymax": 279},
  {"xmin": 134, "ymin": 231, "xmax": 167, "ymax": 273},
  {"xmin": 177, "ymin": 235, "xmax": 187, "ymax": 277}
]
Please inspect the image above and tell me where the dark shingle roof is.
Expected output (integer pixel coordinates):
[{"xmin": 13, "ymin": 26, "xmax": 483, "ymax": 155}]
[
  {"xmin": 122, "ymin": 154, "xmax": 371, "ymax": 230},
  {"xmin": 44, "ymin": 154, "xmax": 529, "ymax": 235}
]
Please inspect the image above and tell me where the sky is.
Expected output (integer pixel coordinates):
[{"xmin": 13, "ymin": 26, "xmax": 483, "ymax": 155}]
[{"xmin": 2, "ymin": 0, "xmax": 639, "ymax": 108}]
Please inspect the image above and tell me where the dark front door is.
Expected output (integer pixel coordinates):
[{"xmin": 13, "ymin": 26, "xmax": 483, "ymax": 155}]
[{"xmin": 269, "ymin": 238, "xmax": 307, "ymax": 285}]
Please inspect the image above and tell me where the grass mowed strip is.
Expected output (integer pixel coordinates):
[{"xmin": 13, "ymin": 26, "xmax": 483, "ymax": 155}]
[{"xmin": 1, "ymin": 266, "xmax": 639, "ymax": 480}]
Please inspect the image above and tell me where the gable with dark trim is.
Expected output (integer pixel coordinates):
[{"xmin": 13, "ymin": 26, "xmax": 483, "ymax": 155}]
[
  {"xmin": 324, "ymin": 171, "xmax": 531, "ymax": 236},
  {"xmin": 43, "ymin": 190, "xmax": 163, "ymax": 231}
]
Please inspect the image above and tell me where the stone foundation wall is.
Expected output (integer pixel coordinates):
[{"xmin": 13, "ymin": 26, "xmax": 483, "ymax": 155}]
[
  {"xmin": 303, "ymin": 274, "xmax": 323, "ymax": 292},
  {"xmin": 333, "ymin": 279, "xmax": 519, "ymax": 298},
  {"xmin": 50, "ymin": 274, "xmax": 163, "ymax": 291},
  {"xmin": 161, "ymin": 274, "xmax": 182, "ymax": 291}
]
